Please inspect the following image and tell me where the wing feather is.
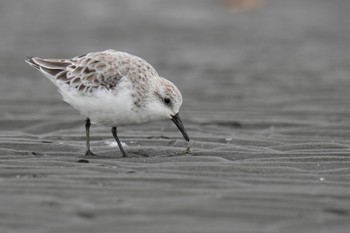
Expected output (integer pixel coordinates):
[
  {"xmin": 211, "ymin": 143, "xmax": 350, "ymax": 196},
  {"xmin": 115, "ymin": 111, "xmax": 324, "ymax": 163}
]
[{"xmin": 25, "ymin": 50, "xmax": 158, "ymax": 94}]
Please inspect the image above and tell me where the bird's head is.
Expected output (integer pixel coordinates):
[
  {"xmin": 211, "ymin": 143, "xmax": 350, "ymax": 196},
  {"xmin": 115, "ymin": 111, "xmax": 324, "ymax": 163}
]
[{"xmin": 147, "ymin": 77, "xmax": 190, "ymax": 142}]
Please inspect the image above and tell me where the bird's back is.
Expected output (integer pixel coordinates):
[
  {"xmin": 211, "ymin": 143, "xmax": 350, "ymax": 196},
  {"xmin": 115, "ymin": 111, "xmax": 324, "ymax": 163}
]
[{"xmin": 25, "ymin": 50, "xmax": 158, "ymax": 95}]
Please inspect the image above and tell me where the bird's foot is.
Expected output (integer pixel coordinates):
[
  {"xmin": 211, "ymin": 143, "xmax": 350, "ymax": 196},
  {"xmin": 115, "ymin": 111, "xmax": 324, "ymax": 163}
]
[{"xmin": 85, "ymin": 150, "xmax": 97, "ymax": 157}]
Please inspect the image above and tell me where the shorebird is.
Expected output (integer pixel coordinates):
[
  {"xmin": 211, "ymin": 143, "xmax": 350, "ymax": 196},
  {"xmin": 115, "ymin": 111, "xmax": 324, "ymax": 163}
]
[{"xmin": 26, "ymin": 50, "xmax": 190, "ymax": 157}]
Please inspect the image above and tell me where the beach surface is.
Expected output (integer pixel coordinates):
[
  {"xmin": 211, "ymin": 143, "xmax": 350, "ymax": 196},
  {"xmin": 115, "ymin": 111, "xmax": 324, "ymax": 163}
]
[{"xmin": 1, "ymin": 0, "xmax": 350, "ymax": 232}]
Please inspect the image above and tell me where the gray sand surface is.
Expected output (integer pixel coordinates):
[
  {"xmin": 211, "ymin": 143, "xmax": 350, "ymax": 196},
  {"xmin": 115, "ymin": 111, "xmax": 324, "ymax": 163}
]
[{"xmin": 1, "ymin": 0, "xmax": 350, "ymax": 232}]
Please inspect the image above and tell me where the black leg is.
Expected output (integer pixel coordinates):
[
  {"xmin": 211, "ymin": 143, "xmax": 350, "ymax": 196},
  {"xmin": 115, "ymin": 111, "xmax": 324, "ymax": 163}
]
[
  {"xmin": 111, "ymin": 127, "xmax": 127, "ymax": 157},
  {"xmin": 85, "ymin": 117, "xmax": 96, "ymax": 156}
]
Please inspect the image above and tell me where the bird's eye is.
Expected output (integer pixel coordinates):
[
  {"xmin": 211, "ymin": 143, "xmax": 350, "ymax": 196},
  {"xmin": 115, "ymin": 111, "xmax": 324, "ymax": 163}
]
[{"xmin": 163, "ymin": 97, "xmax": 171, "ymax": 105}]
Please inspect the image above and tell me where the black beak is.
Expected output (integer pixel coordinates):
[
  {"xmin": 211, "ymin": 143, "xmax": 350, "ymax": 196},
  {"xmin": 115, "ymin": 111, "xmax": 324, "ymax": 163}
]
[{"xmin": 171, "ymin": 113, "xmax": 190, "ymax": 142}]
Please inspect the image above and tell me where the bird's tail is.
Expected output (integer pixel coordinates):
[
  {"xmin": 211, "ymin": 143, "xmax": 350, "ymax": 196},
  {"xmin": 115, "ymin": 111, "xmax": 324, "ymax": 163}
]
[{"xmin": 25, "ymin": 56, "xmax": 71, "ymax": 82}]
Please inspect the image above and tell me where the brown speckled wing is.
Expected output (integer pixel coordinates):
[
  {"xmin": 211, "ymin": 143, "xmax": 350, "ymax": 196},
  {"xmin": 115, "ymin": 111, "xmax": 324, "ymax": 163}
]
[{"xmin": 27, "ymin": 50, "xmax": 158, "ymax": 94}]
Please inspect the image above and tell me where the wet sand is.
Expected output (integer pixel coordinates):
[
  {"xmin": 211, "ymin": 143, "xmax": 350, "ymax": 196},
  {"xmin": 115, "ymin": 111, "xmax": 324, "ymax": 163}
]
[{"xmin": 1, "ymin": 0, "xmax": 350, "ymax": 232}]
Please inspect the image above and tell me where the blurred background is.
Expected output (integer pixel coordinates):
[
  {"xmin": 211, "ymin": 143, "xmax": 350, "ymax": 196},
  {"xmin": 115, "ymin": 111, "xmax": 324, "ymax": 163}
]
[
  {"xmin": 1, "ymin": 0, "xmax": 350, "ymax": 127},
  {"xmin": 2, "ymin": 1, "xmax": 350, "ymax": 232}
]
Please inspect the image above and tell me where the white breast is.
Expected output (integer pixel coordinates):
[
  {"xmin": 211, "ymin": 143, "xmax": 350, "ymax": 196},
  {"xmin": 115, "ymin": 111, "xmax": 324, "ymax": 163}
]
[{"xmin": 58, "ymin": 78, "xmax": 148, "ymax": 127}]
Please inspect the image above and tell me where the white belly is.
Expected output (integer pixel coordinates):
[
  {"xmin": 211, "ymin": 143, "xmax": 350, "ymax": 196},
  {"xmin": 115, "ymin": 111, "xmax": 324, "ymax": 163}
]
[{"xmin": 58, "ymin": 83, "xmax": 147, "ymax": 127}]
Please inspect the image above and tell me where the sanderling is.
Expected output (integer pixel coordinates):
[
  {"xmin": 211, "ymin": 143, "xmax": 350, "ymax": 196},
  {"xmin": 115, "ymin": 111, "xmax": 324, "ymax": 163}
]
[{"xmin": 25, "ymin": 49, "xmax": 190, "ymax": 157}]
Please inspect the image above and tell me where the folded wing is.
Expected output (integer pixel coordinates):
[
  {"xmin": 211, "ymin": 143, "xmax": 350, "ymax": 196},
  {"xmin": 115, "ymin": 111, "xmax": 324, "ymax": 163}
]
[{"xmin": 25, "ymin": 50, "xmax": 156, "ymax": 94}]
